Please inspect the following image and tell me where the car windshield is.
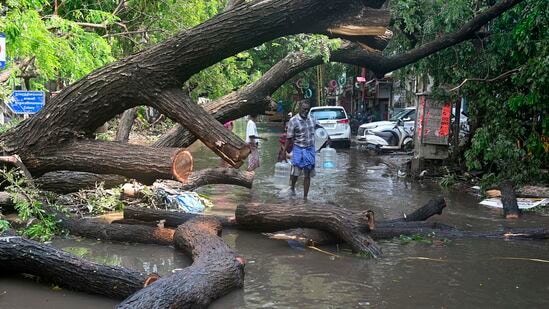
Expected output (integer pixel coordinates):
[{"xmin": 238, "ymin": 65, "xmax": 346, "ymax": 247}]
[
  {"xmin": 389, "ymin": 109, "xmax": 412, "ymax": 121},
  {"xmin": 310, "ymin": 108, "xmax": 346, "ymax": 120}
]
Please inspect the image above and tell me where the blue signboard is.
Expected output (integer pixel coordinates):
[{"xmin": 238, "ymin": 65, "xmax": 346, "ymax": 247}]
[{"xmin": 7, "ymin": 91, "xmax": 45, "ymax": 114}]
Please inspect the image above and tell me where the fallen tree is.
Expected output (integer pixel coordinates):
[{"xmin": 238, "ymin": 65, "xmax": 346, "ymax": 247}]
[
  {"xmin": 0, "ymin": 0, "xmax": 390, "ymax": 178},
  {"xmin": 123, "ymin": 195, "xmax": 446, "ymax": 230},
  {"xmin": 0, "ymin": 234, "xmax": 151, "ymax": 299},
  {"xmin": 2, "ymin": 215, "xmax": 245, "ymax": 306},
  {"xmin": 123, "ymin": 206, "xmax": 238, "ymax": 228},
  {"xmin": 233, "ymin": 197, "xmax": 447, "ymax": 257},
  {"xmin": 118, "ymin": 217, "xmax": 245, "ymax": 308},
  {"xmin": 235, "ymin": 197, "xmax": 549, "ymax": 250},
  {"xmin": 32, "ymin": 167, "xmax": 253, "ymax": 193}
]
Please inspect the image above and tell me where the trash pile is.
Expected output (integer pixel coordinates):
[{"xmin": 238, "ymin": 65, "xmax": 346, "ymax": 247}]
[{"xmin": 153, "ymin": 187, "xmax": 213, "ymax": 214}]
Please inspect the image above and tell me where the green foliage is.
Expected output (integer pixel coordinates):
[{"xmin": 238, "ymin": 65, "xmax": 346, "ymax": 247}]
[
  {"xmin": 0, "ymin": 168, "xmax": 58, "ymax": 241},
  {"xmin": 82, "ymin": 184, "xmax": 125, "ymax": 214},
  {"xmin": 389, "ymin": 0, "xmax": 548, "ymax": 186},
  {"xmin": 0, "ymin": 1, "xmax": 116, "ymax": 98},
  {"xmin": 0, "ymin": 219, "xmax": 10, "ymax": 233},
  {"xmin": 439, "ymin": 172, "xmax": 458, "ymax": 188},
  {"xmin": 0, "ymin": 118, "xmax": 21, "ymax": 135},
  {"xmin": 398, "ymin": 234, "xmax": 433, "ymax": 245}
]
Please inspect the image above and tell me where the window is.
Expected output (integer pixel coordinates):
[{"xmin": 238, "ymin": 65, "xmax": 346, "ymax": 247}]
[{"xmin": 310, "ymin": 108, "xmax": 347, "ymax": 120}]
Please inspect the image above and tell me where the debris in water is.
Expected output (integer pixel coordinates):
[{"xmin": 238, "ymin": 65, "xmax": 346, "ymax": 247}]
[
  {"xmin": 494, "ymin": 257, "xmax": 549, "ymax": 264},
  {"xmin": 404, "ymin": 256, "xmax": 447, "ymax": 262}
]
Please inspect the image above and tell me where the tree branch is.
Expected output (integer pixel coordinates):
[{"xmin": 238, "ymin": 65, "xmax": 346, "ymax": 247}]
[
  {"xmin": 374, "ymin": 0, "xmax": 524, "ymax": 76},
  {"xmin": 0, "ymin": 57, "xmax": 35, "ymax": 83},
  {"xmin": 447, "ymin": 67, "xmax": 521, "ymax": 92}
]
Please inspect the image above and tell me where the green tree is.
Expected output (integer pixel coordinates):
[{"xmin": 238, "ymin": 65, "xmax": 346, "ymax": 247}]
[{"xmin": 389, "ymin": 0, "xmax": 548, "ymax": 186}]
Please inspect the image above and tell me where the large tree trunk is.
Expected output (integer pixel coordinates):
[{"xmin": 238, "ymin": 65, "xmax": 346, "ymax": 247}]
[
  {"xmin": 0, "ymin": 234, "xmax": 149, "ymax": 299},
  {"xmin": 118, "ymin": 217, "xmax": 245, "ymax": 308},
  {"xmin": 177, "ymin": 167, "xmax": 254, "ymax": 191},
  {"xmin": 115, "ymin": 107, "xmax": 138, "ymax": 142},
  {"xmin": 236, "ymin": 202, "xmax": 383, "ymax": 258},
  {"xmin": 501, "ymin": 180, "xmax": 520, "ymax": 219},
  {"xmin": 123, "ymin": 196, "xmax": 446, "ymax": 231},
  {"xmin": 35, "ymin": 171, "xmax": 127, "ymax": 193},
  {"xmin": 23, "ymin": 139, "xmax": 193, "ymax": 184},
  {"xmin": 123, "ymin": 206, "xmax": 238, "ymax": 228},
  {"xmin": 54, "ymin": 210, "xmax": 176, "ymax": 246}
]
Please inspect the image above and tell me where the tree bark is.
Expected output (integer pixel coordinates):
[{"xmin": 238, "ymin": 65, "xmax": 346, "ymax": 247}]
[
  {"xmin": 34, "ymin": 167, "xmax": 252, "ymax": 193},
  {"xmin": 35, "ymin": 171, "xmax": 127, "ymax": 193},
  {"xmin": 235, "ymin": 202, "xmax": 383, "ymax": 258},
  {"xmin": 115, "ymin": 107, "xmax": 138, "ymax": 142},
  {"xmin": 177, "ymin": 167, "xmax": 254, "ymax": 191},
  {"xmin": 382, "ymin": 196, "xmax": 446, "ymax": 223},
  {"xmin": 0, "ymin": 235, "xmax": 150, "ymax": 299},
  {"xmin": 118, "ymin": 217, "xmax": 245, "ymax": 308},
  {"xmin": 54, "ymin": 211, "xmax": 176, "ymax": 246},
  {"xmin": 24, "ymin": 139, "xmax": 193, "ymax": 184},
  {"xmin": 124, "ymin": 206, "xmax": 238, "ymax": 228},
  {"xmin": 236, "ymin": 197, "xmax": 445, "ymax": 252},
  {"xmin": 369, "ymin": 226, "xmax": 549, "ymax": 240},
  {"xmin": 501, "ymin": 180, "xmax": 520, "ymax": 219}
]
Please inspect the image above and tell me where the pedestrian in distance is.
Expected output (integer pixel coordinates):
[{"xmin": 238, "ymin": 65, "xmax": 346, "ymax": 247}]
[{"xmin": 246, "ymin": 113, "xmax": 267, "ymax": 172}]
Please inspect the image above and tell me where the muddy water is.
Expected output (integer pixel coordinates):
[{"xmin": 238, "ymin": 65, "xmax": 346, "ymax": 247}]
[{"xmin": 2, "ymin": 121, "xmax": 549, "ymax": 308}]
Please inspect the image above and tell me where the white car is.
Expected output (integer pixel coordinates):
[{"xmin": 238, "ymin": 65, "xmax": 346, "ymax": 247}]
[
  {"xmin": 358, "ymin": 107, "xmax": 416, "ymax": 135},
  {"xmin": 309, "ymin": 106, "xmax": 351, "ymax": 148},
  {"xmin": 357, "ymin": 106, "xmax": 469, "ymax": 142}
]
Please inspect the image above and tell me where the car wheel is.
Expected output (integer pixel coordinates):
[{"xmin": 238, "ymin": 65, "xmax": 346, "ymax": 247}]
[{"xmin": 402, "ymin": 138, "xmax": 414, "ymax": 151}]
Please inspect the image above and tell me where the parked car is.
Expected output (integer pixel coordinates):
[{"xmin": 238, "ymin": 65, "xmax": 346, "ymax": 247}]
[
  {"xmin": 358, "ymin": 107, "xmax": 416, "ymax": 136},
  {"xmin": 357, "ymin": 106, "xmax": 469, "ymax": 144},
  {"xmin": 309, "ymin": 106, "xmax": 351, "ymax": 148}
]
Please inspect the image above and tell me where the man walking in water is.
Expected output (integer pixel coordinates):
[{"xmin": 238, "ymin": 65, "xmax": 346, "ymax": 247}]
[{"xmin": 283, "ymin": 100, "xmax": 327, "ymax": 200}]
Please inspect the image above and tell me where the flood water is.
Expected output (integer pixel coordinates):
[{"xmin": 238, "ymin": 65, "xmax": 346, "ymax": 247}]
[{"xmin": 2, "ymin": 121, "xmax": 549, "ymax": 308}]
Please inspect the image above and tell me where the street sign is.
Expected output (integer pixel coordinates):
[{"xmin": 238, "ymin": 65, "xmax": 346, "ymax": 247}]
[
  {"xmin": 7, "ymin": 91, "xmax": 45, "ymax": 114},
  {"xmin": 0, "ymin": 33, "xmax": 6, "ymax": 69}
]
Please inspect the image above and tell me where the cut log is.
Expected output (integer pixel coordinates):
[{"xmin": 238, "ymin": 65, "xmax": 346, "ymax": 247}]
[
  {"xmin": 0, "ymin": 235, "xmax": 150, "ymax": 299},
  {"xmin": 115, "ymin": 107, "xmax": 138, "ymax": 142},
  {"xmin": 35, "ymin": 171, "xmax": 126, "ymax": 193},
  {"xmin": 383, "ymin": 196, "xmax": 446, "ymax": 223},
  {"xmin": 235, "ymin": 202, "xmax": 383, "ymax": 258},
  {"xmin": 236, "ymin": 197, "xmax": 445, "ymax": 251},
  {"xmin": 123, "ymin": 206, "xmax": 238, "ymax": 228},
  {"xmin": 24, "ymin": 139, "xmax": 193, "ymax": 184},
  {"xmin": 34, "ymin": 167, "xmax": 252, "ymax": 194},
  {"xmin": 53, "ymin": 210, "xmax": 175, "ymax": 246},
  {"xmin": 501, "ymin": 180, "xmax": 520, "ymax": 219},
  {"xmin": 369, "ymin": 227, "xmax": 549, "ymax": 240},
  {"xmin": 175, "ymin": 167, "xmax": 254, "ymax": 191},
  {"xmin": 118, "ymin": 217, "xmax": 245, "ymax": 308}
]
